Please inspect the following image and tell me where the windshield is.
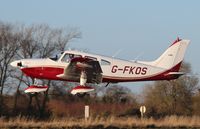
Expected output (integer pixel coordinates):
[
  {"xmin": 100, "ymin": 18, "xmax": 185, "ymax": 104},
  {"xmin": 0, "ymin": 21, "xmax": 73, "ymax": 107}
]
[
  {"xmin": 49, "ymin": 52, "xmax": 63, "ymax": 61},
  {"xmin": 61, "ymin": 53, "xmax": 81, "ymax": 63}
]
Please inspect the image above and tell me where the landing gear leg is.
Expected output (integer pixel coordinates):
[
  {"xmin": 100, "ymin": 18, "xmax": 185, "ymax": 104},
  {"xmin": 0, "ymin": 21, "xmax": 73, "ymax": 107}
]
[
  {"xmin": 80, "ymin": 71, "xmax": 87, "ymax": 86},
  {"xmin": 33, "ymin": 78, "xmax": 39, "ymax": 85}
]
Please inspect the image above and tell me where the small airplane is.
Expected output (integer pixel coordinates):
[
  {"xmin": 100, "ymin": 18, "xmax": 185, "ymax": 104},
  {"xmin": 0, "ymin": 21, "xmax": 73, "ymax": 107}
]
[{"xmin": 10, "ymin": 38, "xmax": 190, "ymax": 96}]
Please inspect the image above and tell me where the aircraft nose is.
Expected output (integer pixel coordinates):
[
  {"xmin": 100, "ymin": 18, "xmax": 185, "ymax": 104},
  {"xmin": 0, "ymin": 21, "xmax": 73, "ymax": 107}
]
[{"xmin": 10, "ymin": 60, "xmax": 22, "ymax": 67}]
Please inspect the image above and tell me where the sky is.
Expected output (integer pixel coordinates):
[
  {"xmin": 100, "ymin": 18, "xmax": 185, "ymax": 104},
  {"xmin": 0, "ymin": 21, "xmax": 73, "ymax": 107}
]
[{"xmin": 0, "ymin": 0, "xmax": 199, "ymax": 93}]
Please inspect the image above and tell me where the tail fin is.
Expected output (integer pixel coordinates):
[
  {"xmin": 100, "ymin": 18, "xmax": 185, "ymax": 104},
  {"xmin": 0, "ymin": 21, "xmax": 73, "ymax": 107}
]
[{"xmin": 151, "ymin": 38, "xmax": 190, "ymax": 70}]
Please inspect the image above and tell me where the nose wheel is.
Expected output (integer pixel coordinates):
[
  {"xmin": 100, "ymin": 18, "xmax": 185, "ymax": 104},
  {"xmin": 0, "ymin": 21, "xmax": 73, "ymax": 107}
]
[{"xmin": 24, "ymin": 79, "xmax": 48, "ymax": 94}]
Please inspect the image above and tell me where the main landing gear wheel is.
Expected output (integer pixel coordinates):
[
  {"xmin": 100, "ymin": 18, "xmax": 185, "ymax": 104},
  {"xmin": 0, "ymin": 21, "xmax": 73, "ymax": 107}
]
[
  {"xmin": 76, "ymin": 93, "xmax": 90, "ymax": 98},
  {"xmin": 71, "ymin": 85, "xmax": 94, "ymax": 98},
  {"xmin": 71, "ymin": 71, "xmax": 94, "ymax": 98}
]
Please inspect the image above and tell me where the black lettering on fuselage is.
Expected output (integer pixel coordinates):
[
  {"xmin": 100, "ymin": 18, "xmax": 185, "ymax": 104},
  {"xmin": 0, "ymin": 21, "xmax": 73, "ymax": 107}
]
[{"xmin": 111, "ymin": 65, "xmax": 148, "ymax": 75}]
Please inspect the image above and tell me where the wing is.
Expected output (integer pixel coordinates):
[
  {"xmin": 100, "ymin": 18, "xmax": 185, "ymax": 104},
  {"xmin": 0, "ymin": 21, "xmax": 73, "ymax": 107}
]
[{"xmin": 57, "ymin": 57, "xmax": 103, "ymax": 84}]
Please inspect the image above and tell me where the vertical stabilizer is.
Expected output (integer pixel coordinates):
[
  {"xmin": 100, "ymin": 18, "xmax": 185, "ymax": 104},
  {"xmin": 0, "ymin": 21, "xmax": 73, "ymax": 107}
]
[{"xmin": 151, "ymin": 38, "xmax": 190, "ymax": 70}]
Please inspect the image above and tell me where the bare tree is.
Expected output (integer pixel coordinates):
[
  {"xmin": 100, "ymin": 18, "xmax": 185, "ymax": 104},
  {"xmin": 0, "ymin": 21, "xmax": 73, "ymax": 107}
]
[
  {"xmin": 0, "ymin": 22, "xmax": 20, "ymax": 114},
  {"xmin": 192, "ymin": 90, "xmax": 200, "ymax": 115},
  {"xmin": 143, "ymin": 62, "xmax": 199, "ymax": 117},
  {"xmin": 11, "ymin": 23, "xmax": 81, "ymax": 117},
  {"xmin": 102, "ymin": 85, "xmax": 137, "ymax": 104}
]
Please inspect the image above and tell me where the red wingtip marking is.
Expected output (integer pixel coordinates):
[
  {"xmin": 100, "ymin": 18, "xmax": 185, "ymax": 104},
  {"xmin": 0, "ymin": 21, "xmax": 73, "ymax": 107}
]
[
  {"xmin": 170, "ymin": 37, "xmax": 182, "ymax": 47},
  {"xmin": 25, "ymin": 85, "xmax": 48, "ymax": 90}
]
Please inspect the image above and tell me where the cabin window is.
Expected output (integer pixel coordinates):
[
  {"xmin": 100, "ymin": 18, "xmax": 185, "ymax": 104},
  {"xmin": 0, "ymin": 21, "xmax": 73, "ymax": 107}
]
[
  {"xmin": 85, "ymin": 56, "xmax": 97, "ymax": 61},
  {"xmin": 101, "ymin": 59, "xmax": 111, "ymax": 65},
  {"xmin": 61, "ymin": 53, "xmax": 81, "ymax": 62}
]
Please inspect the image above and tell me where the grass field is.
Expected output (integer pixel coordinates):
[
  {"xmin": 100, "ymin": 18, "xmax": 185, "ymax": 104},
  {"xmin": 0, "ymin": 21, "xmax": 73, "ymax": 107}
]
[{"xmin": 0, "ymin": 116, "xmax": 200, "ymax": 129}]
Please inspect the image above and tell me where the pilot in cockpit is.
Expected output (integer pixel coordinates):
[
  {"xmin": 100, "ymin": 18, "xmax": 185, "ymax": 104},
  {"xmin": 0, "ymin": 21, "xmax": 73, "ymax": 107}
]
[
  {"xmin": 66, "ymin": 54, "xmax": 74, "ymax": 62},
  {"xmin": 69, "ymin": 54, "xmax": 74, "ymax": 59}
]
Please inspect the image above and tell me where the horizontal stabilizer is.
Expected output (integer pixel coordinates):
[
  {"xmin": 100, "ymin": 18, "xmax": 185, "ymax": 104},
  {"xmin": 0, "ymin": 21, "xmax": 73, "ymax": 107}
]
[{"xmin": 164, "ymin": 72, "xmax": 185, "ymax": 79}]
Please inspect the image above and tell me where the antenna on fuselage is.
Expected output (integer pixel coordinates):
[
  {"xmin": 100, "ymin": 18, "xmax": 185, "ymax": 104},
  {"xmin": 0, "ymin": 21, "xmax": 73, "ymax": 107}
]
[
  {"xmin": 133, "ymin": 52, "xmax": 144, "ymax": 62},
  {"xmin": 112, "ymin": 49, "xmax": 123, "ymax": 58}
]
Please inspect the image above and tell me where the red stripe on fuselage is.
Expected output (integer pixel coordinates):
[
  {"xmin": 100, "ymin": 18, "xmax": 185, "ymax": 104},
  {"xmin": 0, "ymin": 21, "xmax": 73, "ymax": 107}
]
[{"xmin": 21, "ymin": 67, "xmax": 64, "ymax": 80}]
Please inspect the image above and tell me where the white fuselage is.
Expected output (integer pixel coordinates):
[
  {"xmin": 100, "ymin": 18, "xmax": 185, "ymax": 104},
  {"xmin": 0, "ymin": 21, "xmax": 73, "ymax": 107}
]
[{"xmin": 10, "ymin": 50, "xmax": 179, "ymax": 83}]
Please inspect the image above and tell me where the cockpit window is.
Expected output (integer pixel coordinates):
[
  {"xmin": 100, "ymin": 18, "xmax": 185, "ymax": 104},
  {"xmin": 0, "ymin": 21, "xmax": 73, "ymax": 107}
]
[
  {"xmin": 101, "ymin": 59, "xmax": 111, "ymax": 65},
  {"xmin": 61, "ymin": 53, "xmax": 81, "ymax": 63}
]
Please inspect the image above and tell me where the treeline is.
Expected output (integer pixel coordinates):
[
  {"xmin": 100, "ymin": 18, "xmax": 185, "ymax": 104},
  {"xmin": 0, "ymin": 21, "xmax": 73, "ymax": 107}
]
[{"xmin": 0, "ymin": 21, "xmax": 200, "ymax": 119}]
